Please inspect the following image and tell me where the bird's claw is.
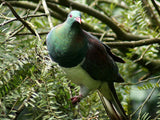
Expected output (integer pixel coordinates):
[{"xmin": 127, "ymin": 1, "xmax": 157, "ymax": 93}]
[{"xmin": 71, "ymin": 95, "xmax": 82, "ymax": 104}]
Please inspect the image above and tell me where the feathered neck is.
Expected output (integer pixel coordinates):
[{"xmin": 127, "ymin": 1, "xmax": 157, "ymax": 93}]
[
  {"xmin": 47, "ymin": 19, "xmax": 87, "ymax": 68},
  {"xmin": 65, "ymin": 20, "xmax": 81, "ymax": 33}
]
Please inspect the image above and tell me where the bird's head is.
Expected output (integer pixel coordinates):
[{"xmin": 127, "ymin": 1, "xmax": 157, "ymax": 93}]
[{"xmin": 66, "ymin": 10, "xmax": 82, "ymax": 25}]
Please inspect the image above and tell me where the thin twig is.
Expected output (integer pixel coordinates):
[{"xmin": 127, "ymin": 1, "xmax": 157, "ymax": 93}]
[
  {"xmin": 138, "ymin": 73, "xmax": 151, "ymax": 82},
  {"xmin": 51, "ymin": 0, "xmax": 148, "ymax": 40},
  {"xmin": 153, "ymin": 113, "xmax": 160, "ymax": 120},
  {"xmin": 33, "ymin": 1, "xmax": 42, "ymax": 14},
  {"xmin": 134, "ymin": 45, "xmax": 152, "ymax": 62},
  {"xmin": 137, "ymin": 79, "xmax": 160, "ymax": 120},
  {"xmin": 142, "ymin": 0, "xmax": 160, "ymax": 28},
  {"xmin": 130, "ymin": 79, "xmax": 160, "ymax": 119},
  {"xmin": 16, "ymin": 31, "xmax": 48, "ymax": 36},
  {"xmin": 1, "ymin": 0, "xmax": 149, "ymax": 40},
  {"xmin": 42, "ymin": 0, "xmax": 53, "ymax": 28},
  {"xmin": 89, "ymin": 32, "xmax": 116, "ymax": 38},
  {"xmin": 8, "ymin": 76, "xmax": 29, "ymax": 114},
  {"xmin": 12, "ymin": 31, "xmax": 116, "ymax": 40},
  {"xmin": 0, "ymin": 14, "xmax": 47, "ymax": 27},
  {"xmin": 151, "ymin": 0, "xmax": 160, "ymax": 17},
  {"xmin": 98, "ymin": 0, "xmax": 129, "ymax": 10},
  {"xmin": 89, "ymin": 0, "xmax": 98, "ymax": 7},
  {"xmin": 1, "ymin": 25, "xmax": 25, "ymax": 44},
  {"xmin": 1, "ymin": 1, "xmax": 43, "ymax": 44},
  {"xmin": 0, "ymin": 12, "xmax": 13, "ymax": 20},
  {"xmin": 120, "ymin": 75, "xmax": 160, "ymax": 86},
  {"xmin": 99, "ymin": 31, "xmax": 107, "ymax": 41},
  {"xmin": 104, "ymin": 38, "xmax": 160, "ymax": 48},
  {"xmin": 95, "ymin": 4, "xmax": 110, "ymax": 17},
  {"xmin": 3, "ymin": 1, "xmax": 36, "ymax": 36}
]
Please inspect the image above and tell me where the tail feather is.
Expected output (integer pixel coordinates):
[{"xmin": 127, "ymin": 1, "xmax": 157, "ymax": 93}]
[
  {"xmin": 98, "ymin": 82, "xmax": 128, "ymax": 120},
  {"xmin": 98, "ymin": 91, "xmax": 121, "ymax": 120},
  {"xmin": 109, "ymin": 83, "xmax": 127, "ymax": 119}
]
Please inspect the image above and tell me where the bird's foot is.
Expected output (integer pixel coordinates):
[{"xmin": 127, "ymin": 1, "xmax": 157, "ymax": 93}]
[{"xmin": 71, "ymin": 95, "xmax": 82, "ymax": 104}]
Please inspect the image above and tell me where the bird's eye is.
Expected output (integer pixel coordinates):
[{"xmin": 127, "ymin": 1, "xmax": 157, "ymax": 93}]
[{"xmin": 70, "ymin": 14, "xmax": 72, "ymax": 18}]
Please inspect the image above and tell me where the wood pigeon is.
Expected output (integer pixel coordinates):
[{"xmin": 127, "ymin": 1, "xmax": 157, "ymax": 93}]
[{"xmin": 46, "ymin": 10, "xmax": 128, "ymax": 120}]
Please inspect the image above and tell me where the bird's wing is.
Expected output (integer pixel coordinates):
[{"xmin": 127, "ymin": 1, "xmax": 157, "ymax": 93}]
[
  {"xmin": 81, "ymin": 31, "xmax": 128, "ymax": 120},
  {"xmin": 102, "ymin": 43, "xmax": 125, "ymax": 63},
  {"xmin": 81, "ymin": 31, "xmax": 124, "ymax": 83}
]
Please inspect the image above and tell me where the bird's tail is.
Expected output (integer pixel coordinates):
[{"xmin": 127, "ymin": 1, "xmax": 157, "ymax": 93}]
[{"xmin": 98, "ymin": 82, "xmax": 128, "ymax": 120}]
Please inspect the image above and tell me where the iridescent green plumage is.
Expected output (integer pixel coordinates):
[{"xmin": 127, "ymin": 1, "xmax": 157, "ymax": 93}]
[
  {"xmin": 46, "ymin": 10, "xmax": 127, "ymax": 120},
  {"xmin": 46, "ymin": 11, "xmax": 87, "ymax": 67}
]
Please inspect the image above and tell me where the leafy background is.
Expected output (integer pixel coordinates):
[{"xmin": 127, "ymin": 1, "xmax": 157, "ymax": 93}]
[{"xmin": 0, "ymin": 0, "xmax": 160, "ymax": 120}]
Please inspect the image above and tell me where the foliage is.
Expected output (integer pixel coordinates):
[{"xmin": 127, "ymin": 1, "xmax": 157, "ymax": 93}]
[{"xmin": 0, "ymin": 0, "xmax": 160, "ymax": 119}]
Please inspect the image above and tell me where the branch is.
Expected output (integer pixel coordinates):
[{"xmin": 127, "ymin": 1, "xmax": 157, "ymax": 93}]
[
  {"xmin": 6, "ymin": 1, "xmax": 65, "ymax": 21},
  {"xmin": 130, "ymin": 79, "xmax": 160, "ymax": 119},
  {"xmin": 142, "ymin": 0, "xmax": 160, "ymax": 28},
  {"xmin": 1, "ymin": 0, "xmax": 160, "ymax": 73},
  {"xmin": 89, "ymin": 32, "xmax": 116, "ymax": 38},
  {"xmin": 131, "ymin": 54, "xmax": 160, "ymax": 73},
  {"xmin": 97, "ymin": 0, "xmax": 129, "ymax": 10},
  {"xmin": 133, "ymin": 45, "xmax": 151, "ymax": 62},
  {"xmin": 105, "ymin": 37, "xmax": 160, "ymax": 73},
  {"xmin": 42, "ymin": 0, "xmax": 53, "ymax": 28},
  {"xmin": 16, "ymin": 32, "xmax": 48, "ymax": 36},
  {"xmin": 2, "ymin": 25, "xmax": 25, "ymax": 44},
  {"xmin": 14, "ymin": 31, "xmax": 115, "ymax": 38},
  {"xmin": 120, "ymin": 75, "xmax": 160, "ymax": 86},
  {"xmin": 151, "ymin": 0, "xmax": 160, "ymax": 18},
  {"xmin": 0, "ymin": 14, "xmax": 47, "ymax": 27},
  {"xmin": 104, "ymin": 38, "xmax": 160, "ymax": 48},
  {"xmin": 49, "ymin": 0, "xmax": 148, "ymax": 40},
  {"xmin": 46, "ymin": 2, "xmax": 105, "ymax": 32},
  {"xmin": 95, "ymin": 4, "xmax": 111, "ymax": 17},
  {"xmin": 154, "ymin": 114, "xmax": 160, "ymax": 120},
  {"xmin": 46, "ymin": 2, "xmax": 68, "ymax": 16},
  {"xmin": 3, "ymin": 1, "xmax": 36, "ymax": 36},
  {"xmin": 4, "ymin": 1, "xmax": 104, "ymax": 33}
]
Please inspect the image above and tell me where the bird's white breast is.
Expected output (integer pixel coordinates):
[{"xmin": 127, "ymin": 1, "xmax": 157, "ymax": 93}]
[{"xmin": 62, "ymin": 64, "xmax": 102, "ymax": 91}]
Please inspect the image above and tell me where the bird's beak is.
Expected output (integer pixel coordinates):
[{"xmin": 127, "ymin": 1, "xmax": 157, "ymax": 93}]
[{"xmin": 75, "ymin": 17, "xmax": 81, "ymax": 24}]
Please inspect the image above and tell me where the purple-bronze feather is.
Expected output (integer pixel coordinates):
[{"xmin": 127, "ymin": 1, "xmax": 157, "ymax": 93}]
[
  {"xmin": 46, "ymin": 10, "xmax": 128, "ymax": 120},
  {"xmin": 81, "ymin": 30, "xmax": 127, "ymax": 120},
  {"xmin": 81, "ymin": 30, "xmax": 124, "ymax": 83}
]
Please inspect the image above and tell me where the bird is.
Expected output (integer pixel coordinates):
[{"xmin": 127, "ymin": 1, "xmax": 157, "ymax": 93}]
[{"xmin": 46, "ymin": 10, "xmax": 128, "ymax": 120}]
